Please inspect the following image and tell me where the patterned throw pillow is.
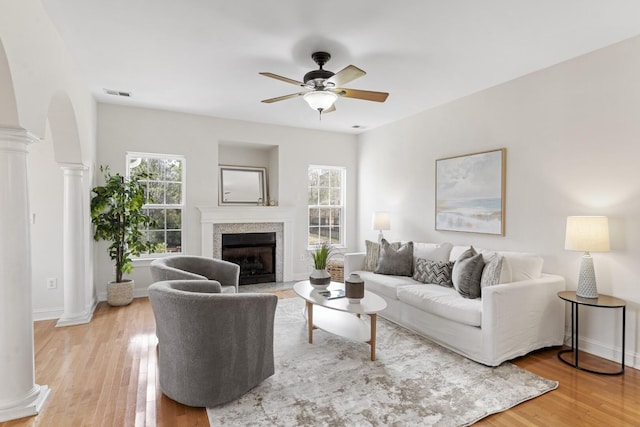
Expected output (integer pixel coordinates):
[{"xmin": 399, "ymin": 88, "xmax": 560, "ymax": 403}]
[
  {"xmin": 374, "ymin": 239, "xmax": 414, "ymax": 276},
  {"xmin": 481, "ymin": 252, "xmax": 504, "ymax": 288},
  {"xmin": 364, "ymin": 240, "xmax": 400, "ymax": 271},
  {"xmin": 413, "ymin": 258, "xmax": 454, "ymax": 287}
]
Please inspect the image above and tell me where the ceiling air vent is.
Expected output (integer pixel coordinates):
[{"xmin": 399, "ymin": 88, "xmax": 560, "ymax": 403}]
[{"xmin": 103, "ymin": 88, "xmax": 131, "ymax": 97}]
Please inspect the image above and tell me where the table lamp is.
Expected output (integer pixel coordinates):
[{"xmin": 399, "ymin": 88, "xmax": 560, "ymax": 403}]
[
  {"xmin": 372, "ymin": 212, "xmax": 390, "ymax": 243},
  {"xmin": 564, "ymin": 216, "xmax": 610, "ymax": 298}
]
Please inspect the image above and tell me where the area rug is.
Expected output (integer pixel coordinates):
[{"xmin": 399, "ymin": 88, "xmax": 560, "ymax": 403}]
[{"xmin": 207, "ymin": 298, "xmax": 557, "ymax": 426}]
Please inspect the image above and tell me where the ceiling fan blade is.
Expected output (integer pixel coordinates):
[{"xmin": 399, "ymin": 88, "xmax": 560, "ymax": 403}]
[
  {"xmin": 261, "ymin": 92, "xmax": 306, "ymax": 103},
  {"xmin": 336, "ymin": 88, "xmax": 389, "ymax": 103},
  {"xmin": 259, "ymin": 72, "xmax": 305, "ymax": 87},
  {"xmin": 327, "ymin": 65, "xmax": 366, "ymax": 87}
]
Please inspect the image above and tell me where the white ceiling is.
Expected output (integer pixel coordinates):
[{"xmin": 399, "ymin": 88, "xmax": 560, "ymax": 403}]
[{"xmin": 41, "ymin": 0, "xmax": 640, "ymax": 134}]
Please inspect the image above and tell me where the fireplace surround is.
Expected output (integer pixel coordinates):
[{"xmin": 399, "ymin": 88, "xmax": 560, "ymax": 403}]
[{"xmin": 198, "ymin": 206, "xmax": 296, "ymax": 282}]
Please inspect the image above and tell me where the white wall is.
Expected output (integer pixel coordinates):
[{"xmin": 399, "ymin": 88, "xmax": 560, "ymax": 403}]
[
  {"xmin": 0, "ymin": 0, "xmax": 97, "ymax": 320},
  {"xmin": 96, "ymin": 103, "xmax": 358, "ymax": 297},
  {"xmin": 357, "ymin": 35, "xmax": 640, "ymax": 368},
  {"xmin": 28, "ymin": 126, "xmax": 65, "ymax": 318}
]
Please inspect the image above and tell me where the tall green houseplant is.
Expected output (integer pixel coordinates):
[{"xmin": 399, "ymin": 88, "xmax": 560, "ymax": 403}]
[{"xmin": 91, "ymin": 166, "xmax": 152, "ymax": 286}]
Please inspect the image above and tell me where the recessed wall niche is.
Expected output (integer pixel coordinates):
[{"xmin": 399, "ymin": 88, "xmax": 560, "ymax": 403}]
[{"xmin": 218, "ymin": 141, "xmax": 279, "ymax": 205}]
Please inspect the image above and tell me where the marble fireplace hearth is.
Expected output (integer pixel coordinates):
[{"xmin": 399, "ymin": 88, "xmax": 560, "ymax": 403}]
[{"xmin": 198, "ymin": 206, "xmax": 296, "ymax": 282}]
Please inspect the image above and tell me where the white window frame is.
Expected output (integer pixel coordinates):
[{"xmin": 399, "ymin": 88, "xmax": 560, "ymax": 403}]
[
  {"xmin": 126, "ymin": 152, "xmax": 186, "ymax": 258},
  {"xmin": 307, "ymin": 165, "xmax": 346, "ymax": 249}
]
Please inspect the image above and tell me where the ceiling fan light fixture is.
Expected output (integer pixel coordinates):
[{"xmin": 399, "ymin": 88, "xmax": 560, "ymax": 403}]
[{"xmin": 303, "ymin": 91, "xmax": 337, "ymax": 112}]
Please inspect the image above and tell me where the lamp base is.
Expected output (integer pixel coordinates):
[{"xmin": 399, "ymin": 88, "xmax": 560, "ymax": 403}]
[
  {"xmin": 377, "ymin": 230, "xmax": 384, "ymax": 243},
  {"xmin": 576, "ymin": 253, "xmax": 598, "ymax": 298}
]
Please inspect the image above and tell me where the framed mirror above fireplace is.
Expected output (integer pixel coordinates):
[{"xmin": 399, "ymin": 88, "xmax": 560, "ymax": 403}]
[{"xmin": 219, "ymin": 166, "xmax": 267, "ymax": 205}]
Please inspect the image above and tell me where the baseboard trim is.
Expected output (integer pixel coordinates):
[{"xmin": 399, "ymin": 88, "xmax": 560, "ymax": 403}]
[
  {"xmin": 564, "ymin": 329, "xmax": 639, "ymax": 370},
  {"xmin": 33, "ymin": 298, "xmax": 98, "ymax": 324},
  {"xmin": 33, "ymin": 308, "xmax": 64, "ymax": 322}
]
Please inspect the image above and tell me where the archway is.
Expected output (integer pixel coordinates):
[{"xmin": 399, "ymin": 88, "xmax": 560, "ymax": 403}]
[
  {"xmin": 0, "ymin": 37, "xmax": 19, "ymax": 127},
  {"xmin": 47, "ymin": 92, "xmax": 83, "ymax": 164}
]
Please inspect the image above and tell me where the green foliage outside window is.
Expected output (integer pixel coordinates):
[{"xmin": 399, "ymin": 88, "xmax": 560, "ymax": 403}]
[
  {"xmin": 128, "ymin": 155, "xmax": 184, "ymax": 254},
  {"xmin": 308, "ymin": 166, "xmax": 344, "ymax": 246}
]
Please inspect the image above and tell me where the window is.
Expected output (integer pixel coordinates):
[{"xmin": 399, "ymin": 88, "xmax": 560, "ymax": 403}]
[
  {"xmin": 308, "ymin": 165, "xmax": 345, "ymax": 247},
  {"xmin": 127, "ymin": 153, "xmax": 185, "ymax": 255}
]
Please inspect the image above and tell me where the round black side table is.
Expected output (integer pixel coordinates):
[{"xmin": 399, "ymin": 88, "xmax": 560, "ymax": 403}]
[{"xmin": 557, "ymin": 291, "xmax": 626, "ymax": 375}]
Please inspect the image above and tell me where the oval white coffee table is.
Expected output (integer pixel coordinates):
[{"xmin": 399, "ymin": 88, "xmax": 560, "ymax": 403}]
[{"xmin": 293, "ymin": 280, "xmax": 387, "ymax": 361}]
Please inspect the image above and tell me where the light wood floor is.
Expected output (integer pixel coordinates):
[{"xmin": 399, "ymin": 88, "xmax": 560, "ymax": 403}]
[{"xmin": 2, "ymin": 290, "xmax": 638, "ymax": 426}]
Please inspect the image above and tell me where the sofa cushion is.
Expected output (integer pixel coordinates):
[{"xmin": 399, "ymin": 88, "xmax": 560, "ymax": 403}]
[
  {"xmin": 413, "ymin": 258, "xmax": 454, "ymax": 287},
  {"xmin": 397, "ymin": 284, "xmax": 482, "ymax": 327},
  {"xmin": 450, "ymin": 245, "xmax": 472, "ymax": 262},
  {"xmin": 375, "ymin": 239, "xmax": 414, "ymax": 276},
  {"xmin": 501, "ymin": 252, "xmax": 543, "ymax": 282},
  {"xmin": 364, "ymin": 240, "xmax": 400, "ymax": 271},
  {"xmin": 412, "ymin": 242, "xmax": 453, "ymax": 271},
  {"xmin": 353, "ymin": 270, "xmax": 421, "ymax": 300},
  {"xmin": 452, "ymin": 246, "xmax": 544, "ymax": 284}
]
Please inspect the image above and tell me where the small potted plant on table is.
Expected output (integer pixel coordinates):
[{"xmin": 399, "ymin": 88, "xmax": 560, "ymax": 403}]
[{"xmin": 309, "ymin": 242, "xmax": 334, "ymax": 289}]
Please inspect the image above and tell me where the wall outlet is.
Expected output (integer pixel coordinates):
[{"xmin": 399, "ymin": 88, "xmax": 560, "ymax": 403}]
[{"xmin": 46, "ymin": 278, "xmax": 57, "ymax": 289}]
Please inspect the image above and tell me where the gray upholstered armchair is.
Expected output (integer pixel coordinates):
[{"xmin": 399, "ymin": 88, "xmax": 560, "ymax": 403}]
[
  {"xmin": 150, "ymin": 255, "xmax": 240, "ymax": 293},
  {"xmin": 148, "ymin": 280, "xmax": 278, "ymax": 407}
]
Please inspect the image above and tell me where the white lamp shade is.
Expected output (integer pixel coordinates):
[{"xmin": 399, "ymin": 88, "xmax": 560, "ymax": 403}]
[
  {"xmin": 565, "ymin": 216, "xmax": 610, "ymax": 252},
  {"xmin": 303, "ymin": 91, "xmax": 337, "ymax": 111},
  {"xmin": 372, "ymin": 212, "xmax": 391, "ymax": 231}
]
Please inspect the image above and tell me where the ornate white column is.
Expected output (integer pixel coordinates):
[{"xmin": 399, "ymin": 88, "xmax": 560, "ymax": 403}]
[
  {"xmin": 0, "ymin": 127, "xmax": 50, "ymax": 422},
  {"xmin": 56, "ymin": 164, "xmax": 92, "ymax": 327}
]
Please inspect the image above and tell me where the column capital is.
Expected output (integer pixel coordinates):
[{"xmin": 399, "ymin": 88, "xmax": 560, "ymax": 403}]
[
  {"xmin": 59, "ymin": 163, "xmax": 89, "ymax": 173},
  {"xmin": 0, "ymin": 127, "xmax": 40, "ymax": 153}
]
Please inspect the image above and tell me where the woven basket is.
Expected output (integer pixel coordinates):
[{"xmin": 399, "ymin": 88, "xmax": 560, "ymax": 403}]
[
  {"xmin": 327, "ymin": 259, "xmax": 344, "ymax": 283},
  {"xmin": 107, "ymin": 280, "xmax": 134, "ymax": 306}
]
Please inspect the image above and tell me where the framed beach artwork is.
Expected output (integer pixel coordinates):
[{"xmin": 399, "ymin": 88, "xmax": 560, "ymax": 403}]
[{"xmin": 435, "ymin": 148, "xmax": 506, "ymax": 235}]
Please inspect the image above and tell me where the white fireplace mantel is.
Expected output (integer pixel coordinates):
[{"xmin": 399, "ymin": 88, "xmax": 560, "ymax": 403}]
[{"xmin": 197, "ymin": 206, "xmax": 296, "ymax": 282}]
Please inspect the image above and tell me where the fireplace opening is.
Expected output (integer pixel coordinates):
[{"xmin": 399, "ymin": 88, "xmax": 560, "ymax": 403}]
[{"xmin": 222, "ymin": 232, "xmax": 276, "ymax": 285}]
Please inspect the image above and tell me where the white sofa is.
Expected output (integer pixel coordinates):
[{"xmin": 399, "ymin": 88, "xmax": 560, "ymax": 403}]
[{"xmin": 344, "ymin": 243, "xmax": 566, "ymax": 366}]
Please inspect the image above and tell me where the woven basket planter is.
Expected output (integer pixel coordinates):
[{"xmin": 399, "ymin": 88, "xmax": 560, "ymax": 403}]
[
  {"xmin": 107, "ymin": 280, "xmax": 134, "ymax": 306},
  {"xmin": 327, "ymin": 259, "xmax": 344, "ymax": 283}
]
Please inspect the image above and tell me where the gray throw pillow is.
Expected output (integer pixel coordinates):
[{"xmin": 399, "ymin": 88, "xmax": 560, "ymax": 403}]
[
  {"xmin": 452, "ymin": 246, "xmax": 485, "ymax": 299},
  {"xmin": 413, "ymin": 258, "xmax": 454, "ymax": 287},
  {"xmin": 375, "ymin": 239, "xmax": 414, "ymax": 276},
  {"xmin": 481, "ymin": 252, "xmax": 504, "ymax": 288},
  {"xmin": 364, "ymin": 240, "xmax": 400, "ymax": 271},
  {"xmin": 451, "ymin": 246, "xmax": 476, "ymax": 291}
]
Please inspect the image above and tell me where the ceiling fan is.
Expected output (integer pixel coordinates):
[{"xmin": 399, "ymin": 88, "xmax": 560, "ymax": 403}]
[{"xmin": 260, "ymin": 52, "xmax": 389, "ymax": 117}]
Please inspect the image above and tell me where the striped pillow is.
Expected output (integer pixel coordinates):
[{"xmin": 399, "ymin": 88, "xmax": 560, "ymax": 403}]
[
  {"xmin": 481, "ymin": 252, "xmax": 504, "ymax": 288},
  {"xmin": 364, "ymin": 240, "xmax": 401, "ymax": 271}
]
